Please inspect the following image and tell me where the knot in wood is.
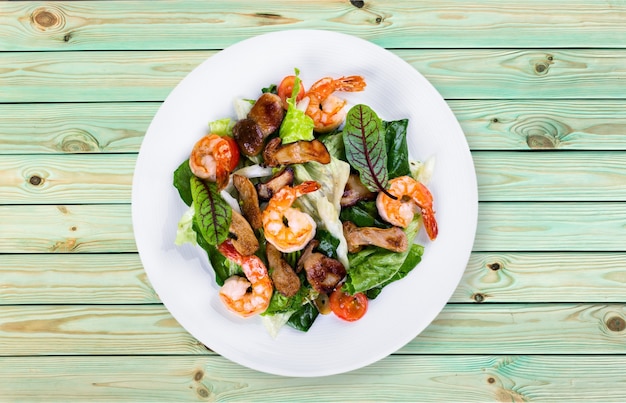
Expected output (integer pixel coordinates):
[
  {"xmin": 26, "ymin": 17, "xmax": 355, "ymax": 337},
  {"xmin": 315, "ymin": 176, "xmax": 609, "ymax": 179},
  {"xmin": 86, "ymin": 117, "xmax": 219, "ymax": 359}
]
[
  {"xmin": 350, "ymin": 0, "xmax": 365, "ymax": 8},
  {"xmin": 473, "ymin": 293, "xmax": 485, "ymax": 303},
  {"xmin": 31, "ymin": 6, "xmax": 66, "ymax": 32},
  {"xmin": 534, "ymin": 62, "xmax": 549, "ymax": 75},
  {"xmin": 488, "ymin": 262, "xmax": 501, "ymax": 271},
  {"xmin": 29, "ymin": 175, "xmax": 43, "ymax": 186},
  {"xmin": 606, "ymin": 316, "xmax": 625, "ymax": 332}
]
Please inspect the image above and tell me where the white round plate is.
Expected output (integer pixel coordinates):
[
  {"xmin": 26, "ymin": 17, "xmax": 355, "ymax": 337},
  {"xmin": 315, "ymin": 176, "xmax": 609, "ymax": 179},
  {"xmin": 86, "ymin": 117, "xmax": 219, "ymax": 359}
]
[{"xmin": 132, "ymin": 30, "xmax": 477, "ymax": 377}]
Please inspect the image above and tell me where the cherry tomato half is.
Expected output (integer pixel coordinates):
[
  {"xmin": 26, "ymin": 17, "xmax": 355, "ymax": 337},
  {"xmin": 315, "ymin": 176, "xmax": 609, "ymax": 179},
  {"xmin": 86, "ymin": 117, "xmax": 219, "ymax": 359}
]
[
  {"xmin": 222, "ymin": 135, "xmax": 240, "ymax": 172},
  {"xmin": 277, "ymin": 75, "xmax": 305, "ymax": 109},
  {"xmin": 329, "ymin": 285, "xmax": 368, "ymax": 322}
]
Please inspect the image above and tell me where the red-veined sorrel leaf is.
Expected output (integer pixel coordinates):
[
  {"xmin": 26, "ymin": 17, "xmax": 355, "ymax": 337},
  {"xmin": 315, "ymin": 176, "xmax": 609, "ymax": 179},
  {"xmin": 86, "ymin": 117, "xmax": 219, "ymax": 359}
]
[
  {"xmin": 343, "ymin": 104, "xmax": 394, "ymax": 198},
  {"xmin": 190, "ymin": 176, "xmax": 231, "ymax": 246}
]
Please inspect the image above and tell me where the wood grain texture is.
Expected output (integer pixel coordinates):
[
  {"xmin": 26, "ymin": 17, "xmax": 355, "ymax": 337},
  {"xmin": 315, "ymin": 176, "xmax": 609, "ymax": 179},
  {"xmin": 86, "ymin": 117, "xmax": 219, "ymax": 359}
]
[
  {"xmin": 0, "ymin": 204, "xmax": 135, "ymax": 253},
  {"xmin": 0, "ymin": 154, "xmax": 135, "ymax": 204},
  {"xmin": 474, "ymin": 151, "xmax": 626, "ymax": 201},
  {"xmin": 1, "ymin": 0, "xmax": 625, "ymax": 51},
  {"xmin": 3, "ymin": 151, "xmax": 626, "ymax": 204},
  {"xmin": 3, "ymin": 101, "xmax": 626, "ymax": 154},
  {"xmin": 1, "ymin": 49, "xmax": 626, "ymax": 102},
  {"xmin": 453, "ymin": 252, "xmax": 626, "ymax": 303},
  {"xmin": 0, "ymin": 304, "xmax": 623, "ymax": 356},
  {"xmin": 450, "ymin": 100, "xmax": 626, "ymax": 151},
  {"xmin": 2, "ymin": 202, "xmax": 625, "ymax": 253},
  {"xmin": 0, "ymin": 254, "xmax": 157, "ymax": 305},
  {"xmin": 0, "ymin": 103, "xmax": 157, "ymax": 154},
  {"xmin": 1, "ymin": 355, "xmax": 625, "ymax": 402},
  {"xmin": 475, "ymin": 202, "xmax": 626, "ymax": 252},
  {"xmin": 2, "ymin": 252, "xmax": 624, "ymax": 305}
]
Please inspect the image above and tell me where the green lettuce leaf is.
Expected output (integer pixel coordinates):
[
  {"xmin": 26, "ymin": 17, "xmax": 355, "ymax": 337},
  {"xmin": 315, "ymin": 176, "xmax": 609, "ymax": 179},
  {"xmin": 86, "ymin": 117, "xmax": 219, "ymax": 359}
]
[
  {"xmin": 293, "ymin": 156, "xmax": 351, "ymax": 268},
  {"xmin": 175, "ymin": 204, "xmax": 197, "ymax": 246},
  {"xmin": 365, "ymin": 243, "xmax": 423, "ymax": 299},
  {"xmin": 192, "ymin": 220, "xmax": 241, "ymax": 286},
  {"xmin": 279, "ymin": 69, "xmax": 315, "ymax": 144},
  {"xmin": 173, "ymin": 159, "xmax": 193, "ymax": 206},
  {"xmin": 343, "ymin": 219, "xmax": 422, "ymax": 295},
  {"xmin": 384, "ymin": 119, "xmax": 411, "ymax": 178},
  {"xmin": 343, "ymin": 104, "xmax": 390, "ymax": 194},
  {"xmin": 209, "ymin": 118, "xmax": 235, "ymax": 137},
  {"xmin": 190, "ymin": 176, "xmax": 232, "ymax": 246},
  {"xmin": 339, "ymin": 200, "xmax": 391, "ymax": 229}
]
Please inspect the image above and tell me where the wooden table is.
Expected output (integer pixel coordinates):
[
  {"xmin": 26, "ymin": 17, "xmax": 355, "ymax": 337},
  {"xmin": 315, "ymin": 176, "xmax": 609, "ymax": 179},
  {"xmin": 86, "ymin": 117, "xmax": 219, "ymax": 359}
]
[{"xmin": 2, "ymin": 1, "xmax": 625, "ymax": 401}]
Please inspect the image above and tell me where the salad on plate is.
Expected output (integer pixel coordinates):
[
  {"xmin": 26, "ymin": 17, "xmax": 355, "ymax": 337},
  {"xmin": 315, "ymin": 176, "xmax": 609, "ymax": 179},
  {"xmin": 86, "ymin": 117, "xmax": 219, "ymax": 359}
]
[{"xmin": 173, "ymin": 69, "xmax": 438, "ymax": 336}]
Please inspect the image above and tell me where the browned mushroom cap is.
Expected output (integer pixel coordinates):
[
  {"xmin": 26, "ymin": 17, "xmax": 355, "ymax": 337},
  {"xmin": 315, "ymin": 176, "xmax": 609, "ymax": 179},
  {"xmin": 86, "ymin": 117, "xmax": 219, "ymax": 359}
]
[
  {"xmin": 247, "ymin": 93, "xmax": 284, "ymax": 137},
  {"xmin": 266, "ymin": 243, "xmax": 301, "ymax": 297},
  {"xmin": 233, "ymin": 93, "xmax": 285, "ymax": 157},
  {"xmin": 256, "ymin": 167, "xmax": 294, "ymax": 201},
  {"xmin": 233, "ymin": 118, "xmax": 264, "ymax": 157},
  {"xmin": 228, "ymin": 210, "xmax": 259, "ymax": 256},
  {"xmin": 340, "ymin": 173, "xmax": 376, "ymax": 207},
  {"xmin": 263, "ymin": 137, "xmax": 331, "ymax": 167},
  {"xmin": 297, "ymin": 240, "xmax": 346, "ymax": 294},
  {"xmin": 232, "ymin": 174, "xmax": 262, "ymax": 231},
  {"xmin": 343, "ymin": 221, "xmax": 408, "ymax": 253}
]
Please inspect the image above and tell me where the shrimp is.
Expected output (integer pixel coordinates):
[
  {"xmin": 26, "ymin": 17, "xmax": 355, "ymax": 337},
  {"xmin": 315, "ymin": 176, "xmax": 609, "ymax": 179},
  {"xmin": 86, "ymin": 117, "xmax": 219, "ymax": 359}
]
[
  {"xmin": 189, "ymin": 133, "xmax": 235, "ymax": 190},
  {"xmin": 262, "ymin": 181, "xmax": 321, "ymax": 253},
  {"xmin": 376, "ymin": 176, "xmax": 438, "ymax": 241},
  {"xmin": 302, "ymin": 76, "xmax": 366, "ymax": 133},
  {"xmin": 217, "ymin": 240, "xmax": 273, "ymax": 317}
]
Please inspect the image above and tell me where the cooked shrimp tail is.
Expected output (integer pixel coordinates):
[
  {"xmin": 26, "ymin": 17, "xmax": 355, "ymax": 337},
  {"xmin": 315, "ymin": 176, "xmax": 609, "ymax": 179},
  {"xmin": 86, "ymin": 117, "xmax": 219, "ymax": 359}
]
[
  {"xmin": 189, "ymin": 134, "xmax": 234, "ymax": 189},
  {"xmin": 217, "ymin": 240, "xmax": 273, "ymax": 317},
  {"xmin": 261, "ymin": 181, "xmax": 321, "ymax": 253},
  {"xmin": 376, "ymin": 176, "xmax": 438, "ymax": 240},
  {"xmin": 302, "ymin": 75, "xmax": 366, "ymax": 133}
]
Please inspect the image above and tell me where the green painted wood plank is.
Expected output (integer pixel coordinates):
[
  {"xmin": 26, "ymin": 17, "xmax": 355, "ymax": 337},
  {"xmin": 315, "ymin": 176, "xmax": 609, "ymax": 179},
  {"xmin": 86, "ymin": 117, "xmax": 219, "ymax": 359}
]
[
  {"xmin": 3, "ymin": 151, "xmax": 625, "ymax": 204},
  {"xmin": 454, "ymin": 252, "xmax": 626, "ymax": 303},
  {"xmin": 450, "ymin": 100, "xmax": 626, "ymax": 151},
  {"xmin": 475, "ymin": 202, "xmax": 626, "ymax": 252},
  {"xmin": 2, "ymin": 252, "xmax": 624, "ymax": 305},
  {"xmin": 0, "ymin": 304, "xmax": 623, "ymax": 356},
  {"xmin": 3, "ymin": 101, "xmax": 626, "ymax": 154},
  {"xmin": 4, "ymin": 252, "xmax": 625, "ymax": 305},
  {"xmin": 0, "ymin": 154, "xmax": 135, "ymax": 204},
  {"xmin": 0, "ymin": 103, "xmax": 157, "ymax": 154},
  {"xmin": 408, "ymin": 303, "xmax": 626, "ymax": 354},
  {"xmin": 0, "ymin": 204, "xmax": 135, "ymax": 253},
  {"xmin": 0, "ymin": 254, "xmax": 157, "ymax": 305},
  {"xmin": 0, "ymin": 355, "xmax": 626, "ymax": 403},
  {"xmin": 1, "ymin": 355, "xmax": 625, "ymax": 402},
  {"xmin": 2, "ymin": 0, "xmax": 625, "ymax": 51},
  {"xmin": 1, "ymin": 203, "xmax": 625, "ymax": 253},
  {"xmin": 474, "ymin": 151, "xmax": 626, "ymax": 201},
  {"xmin": 2, "ymin": 49, "xmax": 626, "ymax": 102}
]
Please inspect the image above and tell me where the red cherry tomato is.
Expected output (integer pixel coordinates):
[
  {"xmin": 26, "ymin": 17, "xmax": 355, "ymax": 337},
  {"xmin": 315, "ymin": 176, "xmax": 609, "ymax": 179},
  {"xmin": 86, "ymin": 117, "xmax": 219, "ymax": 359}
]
[
  {"xmin": 277, "ymin": 75, "xmax": 305, "ymax": 109},
  {"xmin": 329, "ymin": 285, "xmax": 368, "ymax": 322},
  {"xmin": 222, "ymin": 135, "xmax": 240, "ymax": 171}
]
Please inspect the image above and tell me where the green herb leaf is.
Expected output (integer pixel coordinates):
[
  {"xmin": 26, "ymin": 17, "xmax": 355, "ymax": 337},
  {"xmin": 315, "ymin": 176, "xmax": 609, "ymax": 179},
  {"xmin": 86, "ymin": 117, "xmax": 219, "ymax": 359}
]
[
  {"xmin": 384, "ymin": 119, "xmax": 411, "ymax": 178},
  {"xmin": 190, "ymin": 176, "xmax": 232, "ymax": 246},
  {"xmin": 279, "ymin": 68, "xmax": 315, "ymax": 144},
  {"xmin": 173, "ymin": 159, "xmax": 193, "ymax": 206},
  {"xmin": 343, "ymin": 104, "xmax": 391, "ymax": 195}
]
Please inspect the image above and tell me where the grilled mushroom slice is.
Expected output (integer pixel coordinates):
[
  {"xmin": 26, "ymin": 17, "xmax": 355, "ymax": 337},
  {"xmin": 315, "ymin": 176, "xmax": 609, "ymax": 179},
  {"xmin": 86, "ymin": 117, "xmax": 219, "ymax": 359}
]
[
  {"xmin": 256, "ymin": 167, "xmax": 295, "ymax": 201},
  {"xmin": 247, "ymin": 93, "xmax": 284, "ymax": 137},
  {"xmin": 233, "ymin": 118, "xmax": 264, "ymax": 157},
  {"xmin": 228, "ymin": 210, "xmax": 259, "ymax": 256},
  {"xmin": 233, "ymin": 93, "xmax": 285, "ymax": 157},
  {"xmin": 341, "ymin": 173, "xmax": 376, "ymax": 207},
  {"xmin": 232, "ymin": 174, "xmax": 262, "ymax": 230},
  {"xmin": 263, "ymin": 137, "xmax": 331, "ymax": 167},
  {"xmin": 343, "ymin": 221, "xmax": 408, "ymax": 253},
  {"xmin": 266, "ymin": 243, "xmax": 301, "ymax": 297},
  {"xmin": 297, "ymin": 240, "xmax": 346, "ymax": 294}
]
